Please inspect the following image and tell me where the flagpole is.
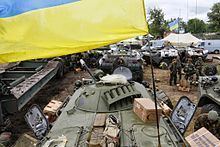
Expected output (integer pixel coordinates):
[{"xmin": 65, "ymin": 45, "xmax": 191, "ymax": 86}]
[{"xmin": 143, "ymin": 0, "xmax": 161, "ymax": 146}]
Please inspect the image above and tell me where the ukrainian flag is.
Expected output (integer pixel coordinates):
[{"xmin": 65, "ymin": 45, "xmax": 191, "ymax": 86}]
[
  {"xmin": 168, "ymin": 19, "xmax": 179, "ymax": 31},
  {"xmin": 0, "ymin": 0, "xmax": 148, "ymax": 63}
]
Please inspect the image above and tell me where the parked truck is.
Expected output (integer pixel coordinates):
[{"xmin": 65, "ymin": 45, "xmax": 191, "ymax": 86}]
[{"xmin": 199, "ymin": 40, "xmax": 220, "ymax": 54}]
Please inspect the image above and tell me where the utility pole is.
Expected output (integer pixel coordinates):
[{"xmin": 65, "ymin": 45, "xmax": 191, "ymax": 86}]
[
  {"xmin": 195, "ymin": 0, "xmax": 197, "ymax": 33},
  {"xmin": 178, "ymin": 9, "xmax": 181, "ymax": 34},
  {"xmin": 187, "ymin": 0, "xmax": 189, "ymax": 21}
]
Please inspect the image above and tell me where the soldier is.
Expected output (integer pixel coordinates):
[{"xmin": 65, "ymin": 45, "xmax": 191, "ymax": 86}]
[
  {"xmin": 183, "ymin": 58, "xmax": 196, "ymax": 80},
  {"xmin": 176, "ymin": 56, "xmax": 182, "ymax": 81},
  {"xmin": 169, "ymin": 59, "xmax": 178, "ymax": 86},
  {"xmin": 195, "ymin": 57, "xmax": 204, "ymax": 80},
  {"xmin": 194, "ymin": 111, "xmax": 220, "ymax": 139}
]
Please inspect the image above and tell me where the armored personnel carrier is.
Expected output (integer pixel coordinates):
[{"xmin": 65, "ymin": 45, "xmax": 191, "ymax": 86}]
[
  {"xmin": 177, "ymin": 47, "xmax": 208, "ymax": 64},
  {"xmin": 99, "ymin": 45, "xmax": 143, "ymax": 82},
  {"xmin": 23, "ymin": 60, "xmax": 199, "ymax": 147},
  {"xmin": 141, "ymin": 47, "xmax": 178, "ymax": 66},
  {"xmin": 194, "ymin": 75, "xmax": 220, "ymax": 139}
]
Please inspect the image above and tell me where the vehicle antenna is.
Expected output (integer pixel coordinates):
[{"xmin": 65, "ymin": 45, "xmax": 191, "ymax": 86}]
[
  {"xmin": 147, "ymin": 37, "xmax": 161, "ymax": 147},
  {"xmin": 80, "ymin": 59, "xmax": 97, "ymax": 82}
]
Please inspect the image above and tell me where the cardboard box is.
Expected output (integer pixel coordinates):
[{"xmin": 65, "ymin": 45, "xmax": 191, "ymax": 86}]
[
  {"xmin": 43, "ymin": 100, "xmax": 63, "ymax": 122},
  {"xmin": 185, "ymin": 127, "xmax": 220, "ymax": 147},
  {"xmin": 180, "ymin": 79, "xmax": 190, "ymax": 88},
  {"xmin": 93, "ymin": 114, "xmax": 106, "ymax": 127},
  {"xmin": 89, "ymin": 127, "xmax": 104, "ymax": 147},
  {"xmin": 43, "ymin": 100, "xmax": 62, "ymax": 115},
  {"xmin": 133, "ymin": 98, "xmax": 162, "ymax": 122}
]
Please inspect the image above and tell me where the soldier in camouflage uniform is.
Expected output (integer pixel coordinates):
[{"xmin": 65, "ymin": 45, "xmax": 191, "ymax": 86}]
[
  {"xmin": 195, "ymin": 57, "xmax": 204, "ymax": 80},
  {"xmin": 176, "ymin": 56, "xmax": 182, "ymax": 81},
  {"xmin": 169, "ymin": 59, "xmax": 178, "ymax": 86},
  {"xmin": 183, "ymin": 58, "xmax": 196, "ymax": 80},
  {"xmin": 194, "ymin": 111, "xmax": 220, "ymax": 139}
]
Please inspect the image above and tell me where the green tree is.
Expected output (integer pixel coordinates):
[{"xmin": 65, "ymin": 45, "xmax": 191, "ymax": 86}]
[
  {"xmin": 207, "ymin": 2, "xmax": 220, "ymax": 32},
  {"xmin": 149, "ymin": 8, "xmax": 168, "ymax": 38},
  {"xmin": 187, "ymin": 18, "xmax": 207, "ymax": 33}
]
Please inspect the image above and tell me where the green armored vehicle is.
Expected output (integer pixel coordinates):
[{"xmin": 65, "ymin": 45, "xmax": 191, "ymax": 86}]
[
  {"xmin": 24, "ymin": 60, "xmax": 197, "ymax": 147},
  {"xmin": 99, "ymin": 45, "xmax": 143, "ymax": 82},
  {"xmin": 194, "ymin": 76, "xmax": 220, "ymax": 139}
]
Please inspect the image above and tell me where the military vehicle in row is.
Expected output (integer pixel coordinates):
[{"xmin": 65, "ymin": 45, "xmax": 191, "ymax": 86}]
[
  {"xmin": 141, "ymin": 42, "xmax": 208, "ymax": 67},
  {"xmin": 194, "ymin": 75, "xmax": 220, "ymax": 139},
  {"xmin": 141, "ymin": 47, "xmax": 178, "ymax": 66},
  {"xmin": 99, "ymin": 45, "xmax": 144, "ymax": 82},
  {"xmin": 23, "ymin": 60, "xmax": 198, "ymax": 147}
]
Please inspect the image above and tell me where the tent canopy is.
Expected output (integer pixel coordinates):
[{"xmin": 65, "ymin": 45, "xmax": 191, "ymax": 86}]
[{"xmin": 162, "ymin": 33, "xmax": 202, "ymax": 46}]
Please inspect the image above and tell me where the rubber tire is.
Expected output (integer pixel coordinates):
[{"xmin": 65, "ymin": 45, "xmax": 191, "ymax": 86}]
[
  {"xmin": 201, "ymin": 103, "xmax": 220, "ymax": 115},
  {"xmin": 203, "ymin": 65, "xmax": 217, "ymax": 76},
  {"xmin": 90, "ymin": 57, "xmax": 98, "ymax": 68},
  {"xmin": 214, "ymin": 50, "xmax": 220, "ymax": 54}
]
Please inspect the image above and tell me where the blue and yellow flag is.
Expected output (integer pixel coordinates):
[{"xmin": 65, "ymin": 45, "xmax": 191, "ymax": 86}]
[
  {"xmin": 0, "ymin": 0, "xmax": 148, "ymax": 63},
  {"xmin": 168, "ymin": 18, "xmax": 179, "ymax": 31}
]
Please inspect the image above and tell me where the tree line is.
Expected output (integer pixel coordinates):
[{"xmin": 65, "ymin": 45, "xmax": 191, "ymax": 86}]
[{"xmin": 148, "ymin": 2, "xmax": 220, "ymax": 38}]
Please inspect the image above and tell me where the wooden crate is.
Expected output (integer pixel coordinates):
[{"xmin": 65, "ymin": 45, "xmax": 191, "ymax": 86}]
[{"xmin": 89, "ymin": 127, "xmax": 104, "ymax": 147}]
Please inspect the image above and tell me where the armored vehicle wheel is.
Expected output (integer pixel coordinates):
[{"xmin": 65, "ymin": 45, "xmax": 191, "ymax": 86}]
[
  {"xmin": 203, "ymin": 65, "xmax": 217, "ymax": 76},
  {"xmin": 161, "ymin": 59, "xmax": 170, "ymax": 65},
  {"xmin": 194, "ymin": 104, "xmax": 220, "ymax": 139},
  {"xmin": 90, "ymin": 57, "xmax": 98, "ymax": 68},
  {"xmin": 214, "ymin": 49, "xmax": 220, "ymax": 54}
]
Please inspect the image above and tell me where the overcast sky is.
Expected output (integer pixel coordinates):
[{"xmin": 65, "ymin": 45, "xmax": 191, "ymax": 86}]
[{"xmin": 144, "ymin": 0, "xmax": 220, "ymax": 22}]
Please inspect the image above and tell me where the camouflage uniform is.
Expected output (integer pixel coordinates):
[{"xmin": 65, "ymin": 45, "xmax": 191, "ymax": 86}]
[
  {"xmin": 195, "ymin": 57, "xmax": 203, "ymax": 80},
  {"xmin": 169, "ymin": 59, "xmax": 178, "ymax": 86},
  {"xmin": 183, "ymin": 59, "xmax": 196, "ymax": 80},
  {"xmin": 194, "ymin": 113, "xmax": 220, "ymax": 139},
  {"xmin": 176, "ymin": 57, "xmax": 182, "ymax": 81}
]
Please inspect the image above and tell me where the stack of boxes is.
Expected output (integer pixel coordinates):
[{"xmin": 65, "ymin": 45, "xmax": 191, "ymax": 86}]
[
  {"xmin": 133, "ymin": 98, "xmax": 162, "ymax": 123},
  {"xmin": 177, "ymin": 79, "xmax": 190, "ymax": 92}
]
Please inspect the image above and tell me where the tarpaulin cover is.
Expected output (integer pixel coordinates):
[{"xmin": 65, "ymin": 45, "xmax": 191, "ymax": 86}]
[
  {"xmin": 162, "ymin": 33, "xmax": 202, "ymax": 46},
  {"xmin": 0, "ymin": 0, "xmax": 148, "ymax": 63}
]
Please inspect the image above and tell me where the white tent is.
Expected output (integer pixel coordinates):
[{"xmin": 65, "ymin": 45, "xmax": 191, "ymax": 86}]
[{"xmin": 162, "ymin": 33, "xmax": 202, "ymax": 46}]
